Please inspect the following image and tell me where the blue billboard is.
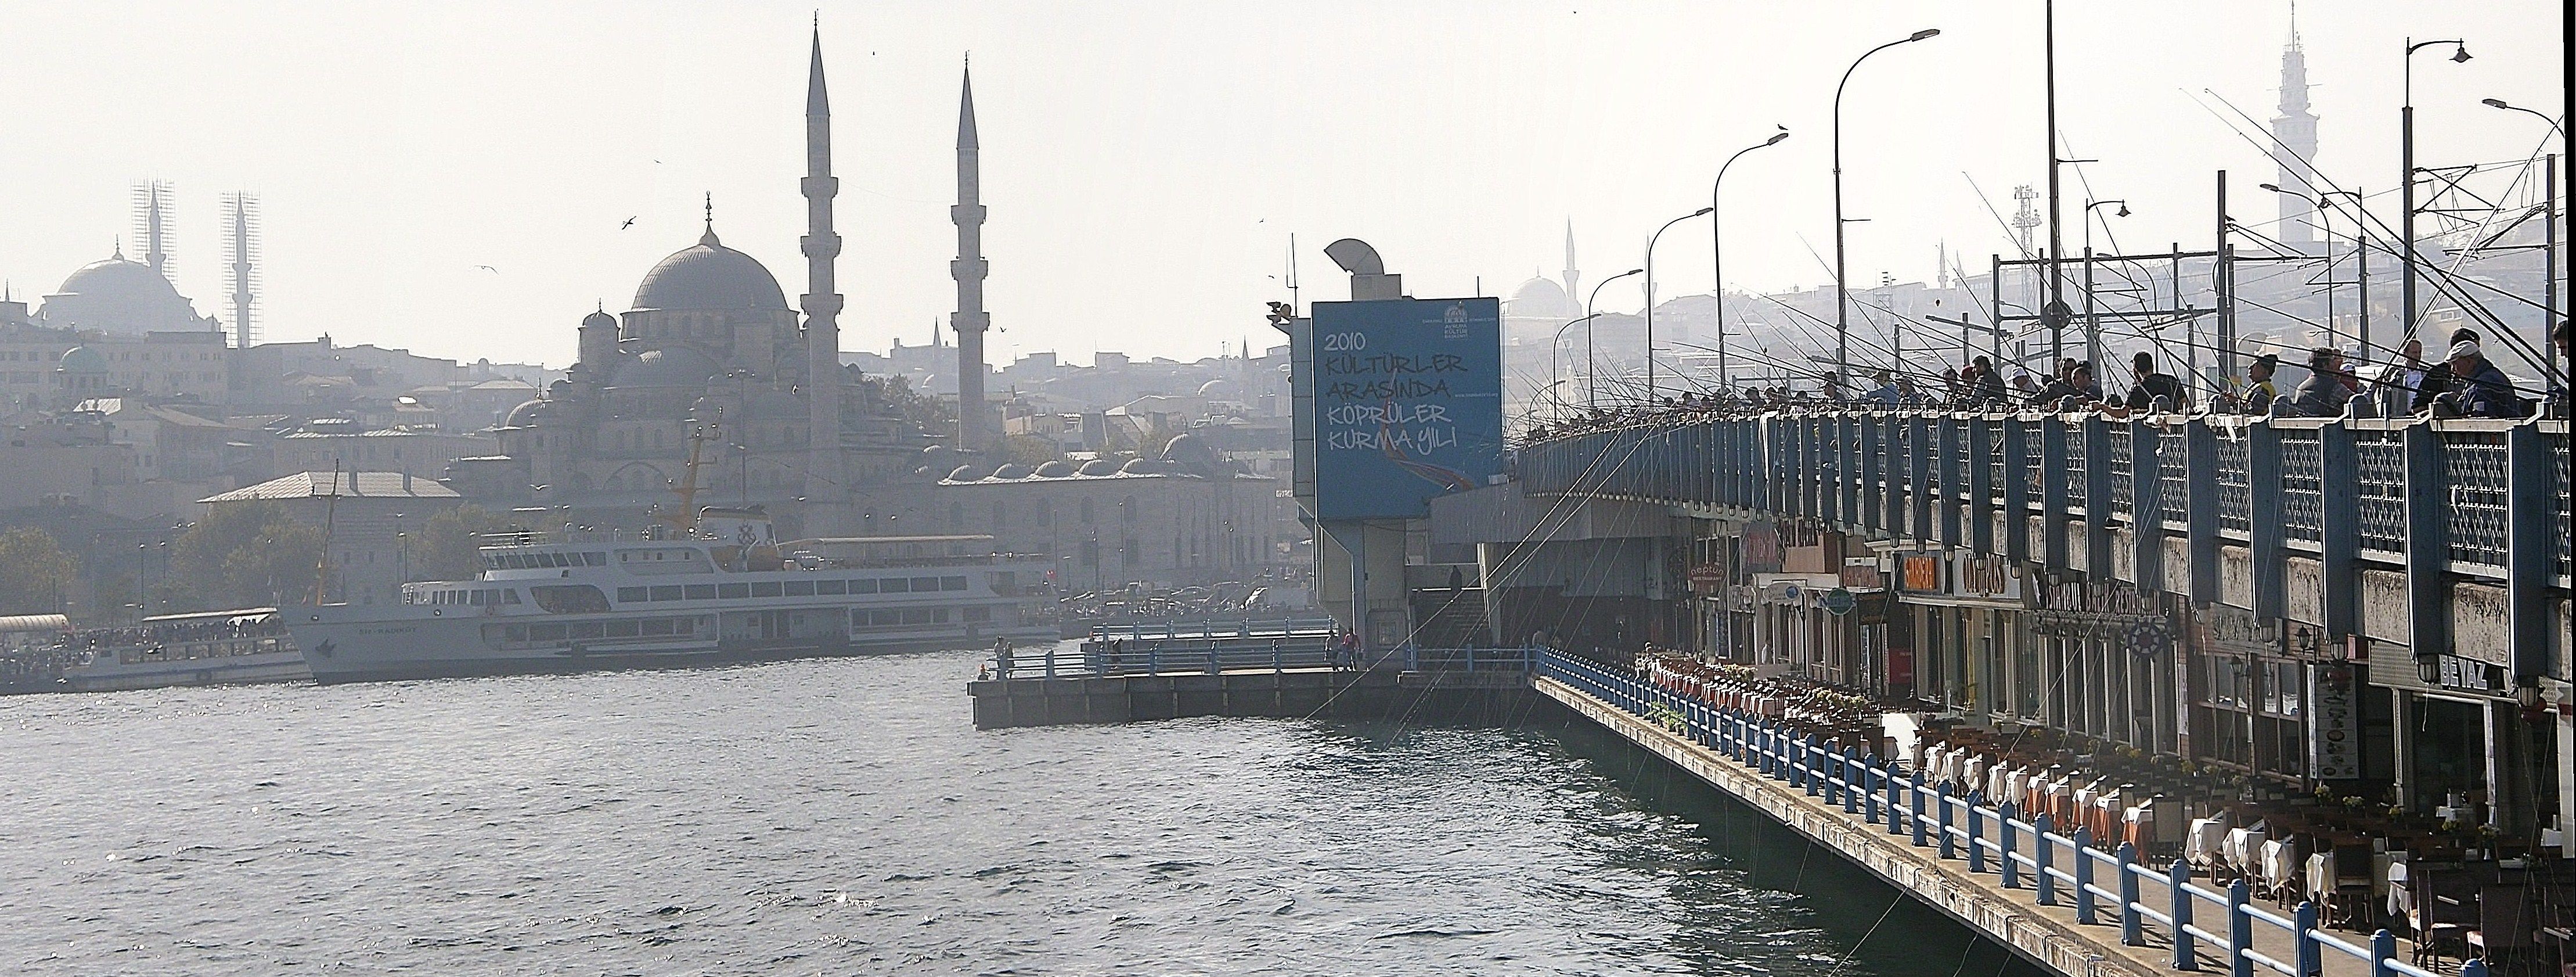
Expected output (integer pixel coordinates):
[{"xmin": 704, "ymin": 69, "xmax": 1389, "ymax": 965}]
[{"xmin": 1310, "ymin": 296, "xmax": 1503, "ymax": 519}]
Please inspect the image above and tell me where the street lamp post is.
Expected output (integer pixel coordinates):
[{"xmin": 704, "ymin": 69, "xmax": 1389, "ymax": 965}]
[
  {"xmin": 1835, "ymin": 28, "xmax": 1940, "ymax": 376},
  {"xmin": 2481, "ymin": 98, "xmax": 2566, "ymax": 137},
  {"xmin": 1583, "ymin": 268, "xmax": 1644, "ymax": 411},
  {"xmin": 2401, "ymin": 38, "xmax": 2471, "ymax": 344},
  {"xmin": 1645, "ymin": 207, "xmax": 1714, "ymax": 404},
  {"xmin": 2081, "ymin": 199, "xmax": 2129, "ymax": 367},
  {"xmin": 1552, "ymin": 314, "xmax": 1597, "ymax": 419},
  {"xmin": 1714, "ymin": 127, "xmax": 1790, "ymax": 390}
]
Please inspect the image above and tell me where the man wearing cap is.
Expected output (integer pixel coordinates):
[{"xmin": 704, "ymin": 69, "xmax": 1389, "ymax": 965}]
[
  {"xmin": 2238, "ymin": 354, "xmax": 2280, "ymax": 415},
  {"xmin": 2429, "ymin": 340, "xmax": 2523, "ymax": 418},
  {"xmin": 2411, "ymin": 327, "xmax": 2482, "ymax": 412},
  {"xmin": 2287, "ymin": 347, "xmax": 2357, "ymax": 418}
]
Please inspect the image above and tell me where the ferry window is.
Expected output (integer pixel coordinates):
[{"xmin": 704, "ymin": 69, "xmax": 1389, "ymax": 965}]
[
  {"xmin": 504, "ymin": 590, "xmax": 521, "ymax": 604},
  {"xmin": 964, "ymin": 606, "xmax": 991, "ymax": 622},
  {"xmin": 750, "ymin": 581, "xmax": 782, "ymax": 598},
  {"xmin": 784, "ymin": 580, "xmax": 815, "ymax": 597},
  {"xmin": 718, "ymin": 583, "xmax": 750, "ymax": 599},
  {"xmin": 902, "ymin": 608, "xmax": 932, "ymax": 624},
  {"xmin": 529, "ymin": 585, "xmax": 611, "ymax": 614},
  {"xmin": 816, "ymin": 579, "xmax": 845, "ymax": 595},
  {"xmin": 651, "ymin": 586, "xmax": 683, "ymax": 601},
  {"xmin": 568, "ymin": 622, "xmax": 604, "ymax": 640},
  {"xmin": 505, "ymin": 624, "xmax": 528, "ymax": 642},
  {"xmin": 684, "ymin": 584, "xmax": 717, "ymax": 600},
  {"xmin": 584, "ymin": 552, "xmax": 606, "ymax": 566},
  {"xmin": 529, "ymin": 623, "xmax": 566, "ymax": 641},
  {"xmin": 881, "ymin": 579, "xmax": 908, "ymax": 593},
  {"xmin": 932, "ymin": 608, "xmax": 950, "ymax": 623},
  {"xmin": 849, "ymin": 579, "xmax": 877, "ymax": 594},
  {"xmin": 940, "ymin": 576, "xmax": 967, "ymax": 591},
  {"xmin": 606, "ymin": 621, "xmax": 640, "ymax": 638},
  {"xmin": 910, "ymin": 577, "xmax": 940, "ymax": 592},
  {"xmin": 679, "ymin": 616, "xmax": 702, "ymax": 634},
  {"xmin": 617, "ymin": 587, "xmax": 649, "ymax": 603},
  {"xmin": 469, "ymin": 590, "xmax": 487, "ymax": 606},
  {"xmin": 641, "ymin": 619, "xmax": 675, "ymax": 636}
]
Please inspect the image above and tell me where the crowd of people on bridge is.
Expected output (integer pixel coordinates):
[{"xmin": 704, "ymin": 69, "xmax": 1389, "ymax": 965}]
[{"xmin": 1524, "ymin": 322, "xmax": 2570, "ymax": 444}]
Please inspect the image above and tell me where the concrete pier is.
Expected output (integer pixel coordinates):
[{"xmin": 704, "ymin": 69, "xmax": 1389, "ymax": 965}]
[{"xmin": 968, "ymin": 667, "xmax": 1533, "ymax": 729}]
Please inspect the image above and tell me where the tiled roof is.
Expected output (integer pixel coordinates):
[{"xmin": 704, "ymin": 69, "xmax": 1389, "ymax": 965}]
[{"xmin": 198, "ymin": 471, "xmax": 460, "ymax": 504}]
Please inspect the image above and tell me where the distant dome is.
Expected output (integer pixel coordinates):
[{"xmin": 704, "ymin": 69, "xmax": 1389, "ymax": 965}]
[
  {"xmin": 43, "ymin": 254, "xmax": 203, "ymax": 335},
  {"xmin": 1196, "ymin": 378, "xmax": 1235, "ymax": 398},
  {"xmin": 921, "ymin": 444, "xmax": 952, "ymax": 461},
  {"xmin": 1507, "ymin": 276, "xmax": 1579, "ymax": 321},
  {"xmin": 1119, "ymin": 458, "xmax": 1163, "ymax": 475},
  {"xmin": 607, "ymin": 347, "xmax": 720, "ymax": 389},
  {"xmin": 991, "ymin": 464, "xmax": 1032, "ymax": 480},
  {"xmin": 583, "ymin": 309, "xmax": 618, "ymax": 329},
  {"xmin": 1163, "ymin": 433, "xmax": 1224, "ymax": 476},
  {"xmin": 1077, "ymin": 459, "xmax": 1119, "ymax": 476},
  {"xmin": 1033, "ymin": 460, "xmax": 1075, "ymax": 477},
  {"xmin": 631, "ymin": 227, "xmax": 788, "ymax": 312},
  {"xmin": 503, "ymin": 398, "xmax": 547, "ymax": 427},
  {"xmin": 947, "ymin": 463, "xmax": 992, "ymax": 482},
  {"xmin": 57, "ymin": 346, "xmax": 109, "ymax": 373}
]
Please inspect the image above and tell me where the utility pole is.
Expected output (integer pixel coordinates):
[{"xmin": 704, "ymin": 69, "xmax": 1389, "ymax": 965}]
[
  {"xmin": 2043, "ymin": 0, "xmax": 2069, "ymax": 364},
  {"xmin": 2216, "ymin": 171, "xmax": 2236, "ymax": 380}
]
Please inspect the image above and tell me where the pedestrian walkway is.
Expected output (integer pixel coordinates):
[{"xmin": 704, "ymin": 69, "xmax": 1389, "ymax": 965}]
[{"xmin": 1533, "ymin": 650, "xmax": 2488, "ymax": 977}]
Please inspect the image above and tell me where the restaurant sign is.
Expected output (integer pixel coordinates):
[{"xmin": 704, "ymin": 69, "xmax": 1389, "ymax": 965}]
[
  {"xmin": 1951, "ymin": 553, "xmax": 2023, "ymax": 602},
  {"xmin": 2307, "ymin": 662, "xmax": 2361, "ymax": 781},
  {"xmin": 2035, "ymin": 581, "xmax": 2171, "ymax": 644},
  {"xmin": 1899, "ymin": 552, "xmax": 1941, "ymax": 592}
]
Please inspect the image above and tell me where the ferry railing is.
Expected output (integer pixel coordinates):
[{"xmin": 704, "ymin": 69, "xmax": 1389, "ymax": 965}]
[{"xmin": 1530, "ymin": 649, "xmax": 2486, "ymax": 977}]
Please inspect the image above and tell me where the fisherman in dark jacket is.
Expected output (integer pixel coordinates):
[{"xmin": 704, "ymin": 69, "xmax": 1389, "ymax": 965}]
[
  {"xmin": 2287, "ymin": 347, "xmax": 2357, "ymax": 418},
  {"xmin": 2429, "ymin": 340, "xmax": 2523, "ymax": 418}
]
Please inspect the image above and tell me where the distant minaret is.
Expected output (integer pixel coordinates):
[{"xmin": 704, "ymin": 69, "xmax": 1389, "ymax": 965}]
[
  {"xmin": 801, "ymin": 27, "xmax": 848, "ymax": 528},
  {"xmin": 951, "ymin": 59, "xmax": 992, "ymax": 452},
  {"xmin": 2271, "ymin": 6, "xmax": 2319, "ymax": 250},
  {"xmin": 132, "ymin": 180, "xmax": 175, "ymax": 279},
  {"xmin": 1559, "ymin": 219, "xmax": 1579, "ymax": 302},
  {"xmin": 223, "ymin": 192, "xmax": 261, "ymax": 347}
]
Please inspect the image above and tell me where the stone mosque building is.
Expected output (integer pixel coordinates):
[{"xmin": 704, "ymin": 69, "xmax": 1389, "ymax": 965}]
[{"xmin": 482, "ymin": 31, "xmax": 928, "ymax": 537}]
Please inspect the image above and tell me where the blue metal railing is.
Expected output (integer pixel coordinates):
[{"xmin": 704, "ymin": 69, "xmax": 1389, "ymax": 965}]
[{"xmin": 1532, "ymin": 649, "xmax": 2487, "ymax": 977}]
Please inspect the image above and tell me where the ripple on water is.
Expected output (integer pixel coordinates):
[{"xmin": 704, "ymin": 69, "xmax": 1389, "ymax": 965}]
[{"xmin": 3, "ymin": 648, "xmax": 2017, "ymax": 976}]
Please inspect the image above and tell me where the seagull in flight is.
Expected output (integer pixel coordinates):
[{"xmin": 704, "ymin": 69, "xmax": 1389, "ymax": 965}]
[
  {"xmin": 621, "ymin": 216, "xmax": 636, "ymax": 229},
  {"xmin": 475, "ymin": 265, "xmax": 499, "ymax": 274}
]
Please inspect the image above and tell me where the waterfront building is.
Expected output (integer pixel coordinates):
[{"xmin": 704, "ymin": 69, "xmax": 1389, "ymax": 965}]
[
  {"xmin": 925, "ymin": 433, "xmax": 1287, "ymax": 591},
  {"xmin": 197, "ymin": 471, "xmax": 460, "ymax": 608}
]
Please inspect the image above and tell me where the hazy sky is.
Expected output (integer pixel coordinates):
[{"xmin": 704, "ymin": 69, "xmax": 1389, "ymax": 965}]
[{"xmin": 0, "ymin": 1, "xmax": 2560, "ymax": 368}]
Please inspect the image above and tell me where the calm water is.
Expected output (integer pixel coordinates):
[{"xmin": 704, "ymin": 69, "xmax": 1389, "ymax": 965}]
[{"xmin": 2, "ymin": 648, "xmax": 2037, "ymax": 976}]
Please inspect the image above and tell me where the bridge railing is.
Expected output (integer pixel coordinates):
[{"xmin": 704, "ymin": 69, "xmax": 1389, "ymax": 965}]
[
  {"xmin": 1530, "ymin": 648, "xmax": 2487, "ymax": 977},
  {"xmin": 1083, "ymin": 617, "xmax": 1340, "ymax": 642},
  {"xmin": 990, "ymin": 642, "xmax": 1539, "ymax": 681},
  {"xmin": 1520, "ymin": 409, "xmax": 2569, "ymax": 670}
]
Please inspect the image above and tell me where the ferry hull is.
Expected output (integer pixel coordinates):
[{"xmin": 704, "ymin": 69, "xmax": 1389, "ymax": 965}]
[{"xmin": 66, "ymin": 654, "xmax": 311, "ymax": 692}]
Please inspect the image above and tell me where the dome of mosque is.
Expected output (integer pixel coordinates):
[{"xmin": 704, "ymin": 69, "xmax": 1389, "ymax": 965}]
[
  {"xmin": 631, "ymin": 227, "xmax": 788, "ymax": 312},
  {"xmin": 1077, "ymin": 459, "xmax": 1119, "ymax": 476},
  {"xmin": 503, "ymin": 398, "xmax": 549, "ymax": 427},
  {"xmin": 43, "ymin": 254, "xmax": 203, "ymax": 334},
  {"xmin": 1507, "ymin": 276, "xmax": 1579, "ymax": 321},
  {"xmin": 947, "ymin": 463, "xmax": 993, "ymax": 483},
  {"xmin": 58, "ymin": 346, "xmax": 109, "ymax": 373},
  {"xmin": 1032, "ymin": 460, "xmax": 1075, "ymax": 477},
  {"xmin": 991, "ymin": 464, "xmax": 1032, "ymax": 480},
  {"xmin": 607, "ymin": 347, "xmax": 722, "ymax": 389}
]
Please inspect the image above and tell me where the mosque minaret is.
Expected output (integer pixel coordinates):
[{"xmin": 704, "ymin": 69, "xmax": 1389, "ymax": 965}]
[{"xmin": 950, "ymin": 62, "xmax": 992, "ymax": 454}]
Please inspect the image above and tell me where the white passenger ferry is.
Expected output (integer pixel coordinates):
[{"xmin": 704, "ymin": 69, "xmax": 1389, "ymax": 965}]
[
  {"xmin": 286, "ymin": 509, "xmax": 1057, "ymax": 685},
  {"xmin": 60, "ymin": 608, "xmax": 311, "ymax": 691}
]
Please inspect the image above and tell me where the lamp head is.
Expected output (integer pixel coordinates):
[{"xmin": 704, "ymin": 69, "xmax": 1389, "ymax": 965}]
[
  {"xmin": 1765, "ymin": 130, "xmax": 1790, "ymax": 146},
  {"xmin": 2450, "ymin": 44, "xmax": 2471, "ymax": 63},
  {"xmin": 1909, "ymin": 28, "xmax": 1941, "ymax": 41},
  {"xmin": 2480, "ymin": 97, "xmax": 2510, "ymax": 109},
  {"xmin": 2115, "ymin": 204, "xmax": 2131, "ymax": 217},
  {"xmin": 2258, "ymin": 182, "xmax": 2283, "ymax": 193}
]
